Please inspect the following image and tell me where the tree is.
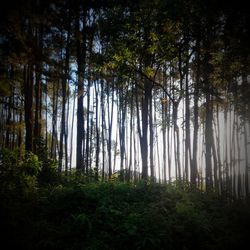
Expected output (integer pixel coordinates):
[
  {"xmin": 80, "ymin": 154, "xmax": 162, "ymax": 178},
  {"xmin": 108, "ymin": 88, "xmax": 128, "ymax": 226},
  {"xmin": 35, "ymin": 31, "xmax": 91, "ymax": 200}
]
[{"xmin": 75, "ymin": 5, "xmax": 86, "ymax": 172}]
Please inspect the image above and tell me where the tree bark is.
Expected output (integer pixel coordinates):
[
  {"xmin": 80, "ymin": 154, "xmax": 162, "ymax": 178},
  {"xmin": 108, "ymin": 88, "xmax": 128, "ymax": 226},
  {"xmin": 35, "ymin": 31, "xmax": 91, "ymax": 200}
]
[
  {"xmin": 76, "ymin": 9, "xmax": 86, "ymax": 172},
  {"xmin": 24, "ymin": 65, "xmax": 34, "ymax": 152}
]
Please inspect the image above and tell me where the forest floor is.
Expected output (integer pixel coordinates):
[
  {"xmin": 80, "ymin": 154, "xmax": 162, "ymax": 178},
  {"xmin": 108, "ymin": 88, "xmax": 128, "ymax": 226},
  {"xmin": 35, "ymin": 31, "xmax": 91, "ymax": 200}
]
[{"xmin": 1, "ymin": 181, "xmax": 250, "ymax": 250}]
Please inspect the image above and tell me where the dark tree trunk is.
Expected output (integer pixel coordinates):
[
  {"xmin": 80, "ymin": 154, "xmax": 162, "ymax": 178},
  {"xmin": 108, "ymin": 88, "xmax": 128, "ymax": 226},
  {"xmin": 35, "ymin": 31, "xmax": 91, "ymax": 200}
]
[
  {"xmin": 51, "ymin": 78, "xmax": 59, "ymax": 159},
  {"xmin": 149, "ymin": 90, "xmax": 154, "ymax": 180},
  {"xmin": 141, "ymin": 78, "xmax": 151, "ymax": 180},
  {"xmin": 205, "ymin": 92, "xmax": 213, "ymax": 190},
  {"xmin": 94, "ymin": 81, "xmax": 100, "ymax": 181},
  {"xmin": 34, "ymin": 66, "xmax": 42, "ymax": 153},
  {"xmin": 107, "ymin": 81, "xmax": 115, "ymax": 179},
  {"xmin": 119, "ymin": 87, "xmax": 127, "ymax": 181},
  {"xmin": 101, "ymin": 80, "xmax": 105, "ymax": 180},
  {"xmin": 24, "ymin": 65, "xmax": 34, "ymax": 152},
  {"xmin": 162, "ymin": 99, "xmax": 167, "ymax": 183},
  {"xmin": 192, "ymin": 42, "xmax": 200, "ymax": 187},
  {"xmin": 85, "ymin": 77, "xmax": 91, "ymax": 175},
  {"xmin": 185, "ymin": 63, "xmax": 191, "ymax": 183},
  {"xmin": 76, "ymin": 10, "xmax": 86, "ymax": 172}
]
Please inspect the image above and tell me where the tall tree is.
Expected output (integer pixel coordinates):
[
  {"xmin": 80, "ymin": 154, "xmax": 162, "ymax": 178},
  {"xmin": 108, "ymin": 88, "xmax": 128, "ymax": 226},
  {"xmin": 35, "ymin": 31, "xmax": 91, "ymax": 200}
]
[{"xmin": 75, "ymin": 6, "xmax": 86, "ymax": 172}]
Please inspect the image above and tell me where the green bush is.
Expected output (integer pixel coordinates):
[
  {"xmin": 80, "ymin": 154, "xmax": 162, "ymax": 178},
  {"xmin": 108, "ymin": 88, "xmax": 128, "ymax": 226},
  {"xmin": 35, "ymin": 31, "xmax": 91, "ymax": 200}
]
[
  {"xmin": 1, "ymin": 168, "xmax": 250, "ymax": 250},
  {"xmin": 38, "ymin": 158, "xmax": 60, "ymax": 185},
  {"xmin": 0, "ymin": 148, "xmax": 41, "ymax": 195}
]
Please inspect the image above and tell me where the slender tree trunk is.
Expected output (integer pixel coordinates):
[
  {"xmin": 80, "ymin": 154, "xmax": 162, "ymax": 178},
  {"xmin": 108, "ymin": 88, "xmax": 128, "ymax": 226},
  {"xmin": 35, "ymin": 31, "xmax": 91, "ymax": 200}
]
[
  {"xmin": 162, "ymin": 95, "xmax": 167, "ymax": 183},
  {"xmin": 18, "ymin": 100, "xmax": 23, "ymax": 148},
  {"xmin": 85, "ymin": 77, "xmax": 91, "ymax": 175},
  {"xmin": 113, "ymin": 126, "xmax": 118, "ymax": 173},
  {"xmin": 192, "ymin": 81, "xmax": 199, "ymax": 186},
  {"xmin": 94, "ymin": 81, "xmax": 100, "ymax": 180},
  {"xmin": 153, "ymin": 95, "xmax": 160, "ymax": 182},
  {"xmin": 119, "ymin": 87, "xmax": 127, "ymax": 181},
  {"xmin": 185, "ymin": 62, "xmax": 191, "ymax": 183},
  {"xmin": 241, "ymin": 70, "xmax": 249, "ymax": 196},
  {"xmin": 59, "ymin": 71, "xmax": 64, "ymax": 171},
  {"xmin": 128, "ymin": 90, "xmax": 134, "ymax": 181},
  {"xmin": 34, "ymin": 66, "xmax": 42, "ymax": 153},
  {"xmin": 45, "ymin": 74, "xmax": 48, "ymax": 150},
  {"xmin": 33, "ymin": 24, "xmax": 43, "ymax": 154},
  {"xmin": 149, "ymin": 90, "xmax": 154, "ymax": 180},
  {"xmin": 107, "ymin": 81, "xmax": 115, "ymax": 179},
  {"xmin": 101, "ymin": 80, "xmax": 105, "ymax": 180},
  {"xmin": 224, "ymin": 110, "xmax": 229, "ymax": 193},
  {"xmin": 167, "ymin": 73, "xmax": 172, "ymax": 183},
  {"xmin": 173, "ymin": 102, "xmax": 181, "ymax": 181},
  {"xmin": 211, "ymin": 129, "xmax": 218, "ymax": 191},
  {"xmin": 236, "ymin": 115, "xmax": 242, "ymax": 197},
  {"xmin": 64, "ymin": 16, "xmax": 71, "ymax": 174},
  {"xmin": 65, "ymin": 87, "xmax": 69, "ymax": 174},
  {"xmin": 203, "ymin": 46, "xmax": 213, "ymax": 191},
  {"xmin": 244, "ymin": 121, "xmax": 249, "ymax": 196},
  {"xmin": 89, "ymin": 116, "xmax": 94, "ymax": 174},
  {"xmin": 229, "ymin": 108, "xmax": 235, "ymax": 196},
  {"xmin": 5, "ymin": 97, "xmax": 11, "ymax": 148},
  {"xmin": 70, "ymin": 84, "xmax": 76, "ymax": 171},
  {"xmin": 141, "ymin": 77, "xmax": 151, "ymax": 180},
  {"xmin": 215, "ymin": 104, "xmax": 222, "ymax": 193},
  {"xmin": 135, "ymin": 83, "xmax": 142, "ymax": 179},
  {"xmin": 76, "ymin": 10, "xmax": 86, "ymax": 172},
  {"xmin": 24, "ymin": 65, "xmax": 33, "ymax": 152},
  {"xmin": 133, "ymin": 115, "xmax": 139, "ymax": 181},
  {"xmin": 205, "ymin": 92, "xmax": 213, "ymax": 191}
]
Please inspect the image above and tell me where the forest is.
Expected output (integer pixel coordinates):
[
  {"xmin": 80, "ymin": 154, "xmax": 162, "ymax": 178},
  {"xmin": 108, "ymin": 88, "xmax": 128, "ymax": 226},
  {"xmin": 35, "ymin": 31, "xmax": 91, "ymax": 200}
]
[{"xmin": 0, "ymin": 0, "xmax": 250, "ymax": 249}]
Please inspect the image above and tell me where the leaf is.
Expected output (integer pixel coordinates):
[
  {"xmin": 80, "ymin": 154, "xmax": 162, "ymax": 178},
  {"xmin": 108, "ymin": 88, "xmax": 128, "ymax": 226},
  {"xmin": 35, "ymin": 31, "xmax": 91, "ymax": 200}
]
[{"xmin": 144, "ymin": 66, "xmax": 154, "ymax": 78}]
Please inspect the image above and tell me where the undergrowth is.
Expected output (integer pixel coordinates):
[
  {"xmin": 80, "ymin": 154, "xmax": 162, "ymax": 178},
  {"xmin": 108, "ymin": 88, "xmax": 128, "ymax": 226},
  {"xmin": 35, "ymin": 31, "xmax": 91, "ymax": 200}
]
[{"xmin": 1, "ymin": 148, "xmax": 250, "ymax": 249}]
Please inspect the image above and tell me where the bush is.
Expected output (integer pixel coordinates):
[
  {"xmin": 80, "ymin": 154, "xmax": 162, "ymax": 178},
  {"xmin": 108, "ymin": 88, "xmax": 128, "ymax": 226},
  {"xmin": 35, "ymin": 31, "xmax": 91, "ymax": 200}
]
[
  {"xmin": 38, "ymin": 158, "xmax": 60, "ymax": 185},
  {"xmin": 0, "ymin": 148, "xmax": 41, "ymax": 195},
  {"xmin": 1, "ymin": 165, "xmax": 250, "ymax": 250}
]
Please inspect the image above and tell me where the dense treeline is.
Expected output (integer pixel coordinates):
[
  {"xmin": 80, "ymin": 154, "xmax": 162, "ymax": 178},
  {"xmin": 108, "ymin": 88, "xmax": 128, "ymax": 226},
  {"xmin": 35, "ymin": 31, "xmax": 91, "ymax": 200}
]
[{"xmin": 0, "ymin": 0, "xmax": 249, "ymax": 194}]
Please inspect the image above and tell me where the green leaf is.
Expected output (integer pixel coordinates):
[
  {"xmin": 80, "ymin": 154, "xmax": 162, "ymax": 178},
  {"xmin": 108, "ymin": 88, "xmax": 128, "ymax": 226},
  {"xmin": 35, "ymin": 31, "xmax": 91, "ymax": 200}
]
[{"xmin": 144, "ymin": 66, "xmax": 154, "ymax": 78}]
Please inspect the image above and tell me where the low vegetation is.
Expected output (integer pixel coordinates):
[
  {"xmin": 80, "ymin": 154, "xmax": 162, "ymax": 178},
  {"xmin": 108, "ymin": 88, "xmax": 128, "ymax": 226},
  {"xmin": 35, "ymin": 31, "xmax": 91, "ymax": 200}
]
[{"xmin": 1, "ymin": 149, "xmax": 250, "ymax": 250}]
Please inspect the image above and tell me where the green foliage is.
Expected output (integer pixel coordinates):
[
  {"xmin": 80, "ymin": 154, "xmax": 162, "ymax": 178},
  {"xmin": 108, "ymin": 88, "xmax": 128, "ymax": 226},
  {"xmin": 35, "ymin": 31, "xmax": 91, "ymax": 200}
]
[
  {"xmin": 144, "ymin": 66, "xmax": 154, "ymax": 78},
  {"xmin": 0, "ymin": 149, "xmax": 249, "ymax": 250},
  {"xmin": 0, "ymin": 148, "xmax": 41, "ymax": 195},
  {"xmin": 0, "ymin": 147, "xmax": 60, "ymax": 196},
  {"xmin": 22, "ymin": 152, "xmax": 41, "ymax": 176},
  {"xmin": 33, "ymin": 137, "xmax": 60, "ymax": 185},
  {"xmin": 1, "ymin": 179, "xmax": 250, "ymax": 249},
  {"xmin": 38, "ymin": 158, "xmax": 59, "ymax": 185}
]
